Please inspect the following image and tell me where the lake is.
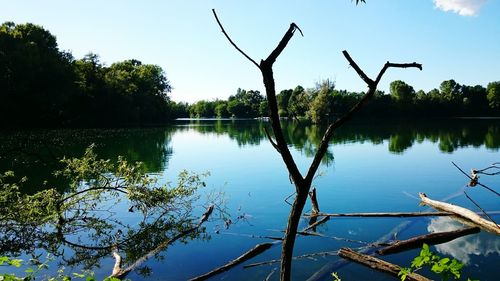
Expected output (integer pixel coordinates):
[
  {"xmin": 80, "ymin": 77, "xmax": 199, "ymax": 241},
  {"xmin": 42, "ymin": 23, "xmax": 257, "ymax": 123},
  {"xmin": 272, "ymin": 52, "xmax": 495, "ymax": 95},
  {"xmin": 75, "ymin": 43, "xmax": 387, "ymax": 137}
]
[{"xmin": 1, "ymin": 118, "xmax": 499, "ymax": 280}]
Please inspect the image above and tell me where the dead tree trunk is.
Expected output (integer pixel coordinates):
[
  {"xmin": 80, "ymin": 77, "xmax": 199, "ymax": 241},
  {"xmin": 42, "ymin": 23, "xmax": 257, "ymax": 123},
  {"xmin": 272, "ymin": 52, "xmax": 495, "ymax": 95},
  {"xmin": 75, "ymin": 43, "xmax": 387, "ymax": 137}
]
[{"xmin": 213, "ymin": 9, "xmax": 421, "ymax": 281}]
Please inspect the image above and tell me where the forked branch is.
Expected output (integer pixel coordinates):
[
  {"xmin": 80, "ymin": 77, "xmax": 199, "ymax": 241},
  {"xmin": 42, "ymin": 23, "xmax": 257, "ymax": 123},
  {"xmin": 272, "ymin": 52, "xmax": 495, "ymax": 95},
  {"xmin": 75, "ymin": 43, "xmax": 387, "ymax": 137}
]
[{"xmin": 305, "ymin": 52, "xmax": 422, "ymax": 183}]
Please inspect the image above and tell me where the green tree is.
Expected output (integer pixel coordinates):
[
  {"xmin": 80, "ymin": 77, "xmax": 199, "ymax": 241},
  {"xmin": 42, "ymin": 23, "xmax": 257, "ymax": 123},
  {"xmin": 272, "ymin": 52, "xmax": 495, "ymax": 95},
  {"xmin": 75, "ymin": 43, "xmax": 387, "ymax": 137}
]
[
  {"xmin": 308, "ymin": 81, "xmax": 334, "ymax": 123},
  {"xmin": 277, "ymin": 89, "xmax": 293, "ymax": 116},
  {"xmin": 440, "ymin": 79, "xmax": 462, "ymax": 102},
  {"xmin": 105, "ymin": 59, "xmax": 172, "ymax": 124},
  {"xmin": 288, "ymin": 85, "xmax": 310, "ymax": 118},
  {"xmin": 214, "ymin": 100, "xmax": 230, "ymax": 118},
  {"xmin": 390, "ymin": 80, "xmax": 415, "ymax": 103},
  {"xmin": 0, "ymin": 22, "xmax": 76, "ymax": 127},
  {"xmin": 486, "ymin": 81, "xmax": 500, "ymax": 108}
]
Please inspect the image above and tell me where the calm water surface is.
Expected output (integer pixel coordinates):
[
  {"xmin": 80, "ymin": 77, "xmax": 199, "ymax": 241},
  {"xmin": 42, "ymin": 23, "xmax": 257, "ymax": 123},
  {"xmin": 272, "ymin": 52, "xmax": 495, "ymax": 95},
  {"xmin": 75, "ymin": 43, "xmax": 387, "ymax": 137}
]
[{"xmin": 1, "ymin": 119, "xmax": 499, "ymax": 280}]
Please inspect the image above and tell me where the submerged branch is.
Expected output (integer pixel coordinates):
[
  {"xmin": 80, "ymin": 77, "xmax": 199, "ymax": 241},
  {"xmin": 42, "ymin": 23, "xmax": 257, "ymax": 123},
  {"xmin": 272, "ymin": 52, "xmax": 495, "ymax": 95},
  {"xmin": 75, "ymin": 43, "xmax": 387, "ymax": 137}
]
[
  {"xmin": 111, "ymin": 205, "xmax": 214, "ymax": 278},
  {"xmin": 376, "ymin": 226, "xmax": 480, "ymax": 255},
  {"xmin": 339, "ymin": 248, "xmax": 431, "ymax": 281},
  {"xmin": 189, "ymin": 241, "xmax": 279, "ymax": 281}
]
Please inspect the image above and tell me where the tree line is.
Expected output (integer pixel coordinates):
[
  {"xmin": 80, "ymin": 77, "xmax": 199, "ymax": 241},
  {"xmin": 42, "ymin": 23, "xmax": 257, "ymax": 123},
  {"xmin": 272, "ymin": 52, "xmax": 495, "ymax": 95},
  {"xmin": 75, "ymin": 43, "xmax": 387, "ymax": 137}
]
[
  {"xmin": 2, "ymin": 22, "xmax": 498, "ymax": 128},
  {"xmin": 187, "ymin": 79, "xmax": 500, "ymax": 121},
  {"xmin": 0, "ymin": 22, "xmax": 187, "ymax": 128}
]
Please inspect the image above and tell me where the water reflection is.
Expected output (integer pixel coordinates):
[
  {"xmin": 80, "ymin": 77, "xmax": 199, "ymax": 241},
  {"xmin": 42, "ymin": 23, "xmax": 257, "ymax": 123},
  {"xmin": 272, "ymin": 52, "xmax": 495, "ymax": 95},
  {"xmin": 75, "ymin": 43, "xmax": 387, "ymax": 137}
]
[
  {"xmin": 0, "ymin": 128, "xmax": 173, "ymax": 192},
  {"xmin": 427, "ymin": 217, "xmax": 500, "ymax": 265},
  {"xmin": 1, "ymin": 119, "xmax": 498, "ymax": 192},
  {"xmin": 178, "ymin": 118, "xmax": 500, "ymax": 155}
]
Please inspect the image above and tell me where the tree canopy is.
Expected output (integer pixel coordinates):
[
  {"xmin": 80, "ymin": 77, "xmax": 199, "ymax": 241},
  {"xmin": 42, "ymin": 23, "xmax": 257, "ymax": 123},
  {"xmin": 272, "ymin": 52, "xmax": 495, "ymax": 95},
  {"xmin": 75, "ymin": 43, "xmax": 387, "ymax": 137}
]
[{"xmin": 0, "ymin": 22, "xmax": 183, "ymax": 128}]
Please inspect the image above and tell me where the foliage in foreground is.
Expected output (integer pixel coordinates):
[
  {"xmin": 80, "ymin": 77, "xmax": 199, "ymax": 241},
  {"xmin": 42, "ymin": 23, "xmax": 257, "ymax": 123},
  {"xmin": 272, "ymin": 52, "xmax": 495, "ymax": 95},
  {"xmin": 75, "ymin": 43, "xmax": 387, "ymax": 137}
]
[
  {"xmin": 0, "ymin": 145, "xmax": 214, "ymax": 276},
  {"xmin": 399, "ymin": 244, "xmax": 477, "ymax": 281}
]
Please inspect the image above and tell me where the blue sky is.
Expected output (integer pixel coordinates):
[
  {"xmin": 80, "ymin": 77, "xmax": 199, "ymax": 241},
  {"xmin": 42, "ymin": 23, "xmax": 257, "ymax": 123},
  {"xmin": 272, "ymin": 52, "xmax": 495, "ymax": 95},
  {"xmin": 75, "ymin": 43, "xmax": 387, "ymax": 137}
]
[{"xmin": 1, "ymin": 0, "xmax": 499, "ymax": 103}]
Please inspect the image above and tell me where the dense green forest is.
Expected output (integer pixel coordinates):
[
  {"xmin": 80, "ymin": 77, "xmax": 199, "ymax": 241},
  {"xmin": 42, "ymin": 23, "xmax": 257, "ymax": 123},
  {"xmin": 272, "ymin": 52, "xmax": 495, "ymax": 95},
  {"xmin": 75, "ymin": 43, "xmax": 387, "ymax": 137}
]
[
  {"xmin": 1, "ymin": 22, "xmax": 499, "ymax": 128},
  {"xmin": 0, "ymin": 22, "xmax": 186, "ymax": 128},
  {"xmin": 188, "ymin": 79, "xmax": 500, "ymax": 121}
]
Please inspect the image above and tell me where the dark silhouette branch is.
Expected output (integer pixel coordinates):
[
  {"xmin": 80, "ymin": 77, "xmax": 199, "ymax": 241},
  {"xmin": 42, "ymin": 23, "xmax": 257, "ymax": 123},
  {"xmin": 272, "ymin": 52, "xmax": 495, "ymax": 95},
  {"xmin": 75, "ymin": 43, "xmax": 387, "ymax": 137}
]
[
  {"xmin": 464, "ymin": 190, "xmax": 499, "ymax": 230},
  {"xmin": 264, "ymin": 23, "xmax": 303, "ymax": 66},
  {"xmin": 212, "ymin": 10, "xmax": 422, "ymax": 281},
  {"xmin": 343, "ymin": 50, "xmax": 374, "ymax": 86},
  {"xmin": 305, "ymin": 52, "xmax": 422, "ymax": 183},
  {"xmin": 212, "ymin": 9, "xmax": 260, "ymax": 69},
  {"xmin": 264, "ymin": 127, "xmax": 280, "ymax": 153}
]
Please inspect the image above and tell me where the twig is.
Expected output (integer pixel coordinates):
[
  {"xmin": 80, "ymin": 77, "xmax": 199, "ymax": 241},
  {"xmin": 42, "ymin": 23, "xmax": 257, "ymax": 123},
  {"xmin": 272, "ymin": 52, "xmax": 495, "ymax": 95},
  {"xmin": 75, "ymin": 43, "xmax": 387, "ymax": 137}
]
[
  {"xmin": 212, "ymin": 9, "xmax": 260, "ymax": 69},
  {"xmin": 264, "ymin": 268, "xmax": 277, "ymax": 281},
  {"xmin": 452, "ymin": 161, "xmax": 500, "ymax": 196},
  {"xmin": 464, "ymin": 190, "xmax": 499, "ymax": 230}
]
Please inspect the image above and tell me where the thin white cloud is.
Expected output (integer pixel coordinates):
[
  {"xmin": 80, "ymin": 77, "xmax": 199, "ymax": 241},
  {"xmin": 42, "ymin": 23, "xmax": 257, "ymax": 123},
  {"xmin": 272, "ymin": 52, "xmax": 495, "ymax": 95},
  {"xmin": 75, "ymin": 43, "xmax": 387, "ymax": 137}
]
[{"xmin": 434, "ymin": 0, "xmax": 487, "ymax": 16}]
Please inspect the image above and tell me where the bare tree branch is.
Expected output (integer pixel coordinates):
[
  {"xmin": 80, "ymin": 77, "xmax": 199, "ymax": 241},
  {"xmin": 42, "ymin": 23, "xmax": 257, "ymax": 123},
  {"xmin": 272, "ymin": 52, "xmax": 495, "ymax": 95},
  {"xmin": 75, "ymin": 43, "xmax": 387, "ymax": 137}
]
[
  {"xmin": 305, "ymin": 52, "xmax": 422, "ymax": 183},
  {"xmin": 264, "ymin": 127, "xmax": 280, "ymax": 153},
  {"xmin": 263, "ymin": 23, "xmax": 303, "ymax": 66},
  {"xmin": 343, "ymin": 50, "xmax": 374, "ymax": 87},
  {"xmin": 212, "ymin": 9, "xmax": 260, "ymax": 69}
]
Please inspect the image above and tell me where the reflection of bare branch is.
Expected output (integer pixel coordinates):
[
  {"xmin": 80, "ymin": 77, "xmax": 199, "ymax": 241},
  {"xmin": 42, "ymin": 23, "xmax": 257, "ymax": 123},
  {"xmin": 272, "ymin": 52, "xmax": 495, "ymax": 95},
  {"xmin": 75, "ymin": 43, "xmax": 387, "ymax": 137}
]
[
  {"xmin": 474, "ymin": 162, "xmax": 500, "ymax": 175},
  {"xmin": 111, "ymin": 205, "xmax": 214, "ymax": 278},
  {"xmin": 463, "ymin": 190, "xmax": 499, "ymax": 230},
  {"xmin": 452, "ymin": 161, "xmax": 500, "ymax": 197}
]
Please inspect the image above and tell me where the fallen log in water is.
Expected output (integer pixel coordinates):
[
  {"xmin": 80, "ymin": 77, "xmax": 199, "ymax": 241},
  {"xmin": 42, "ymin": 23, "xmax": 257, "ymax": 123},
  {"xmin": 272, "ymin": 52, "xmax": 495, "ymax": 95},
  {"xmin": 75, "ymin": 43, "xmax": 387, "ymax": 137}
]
[
  {"xmin": 188, "ymin": 241, "xmax": 279, "ymax": 281},
  {"xmin": 304, "ymin": 211, "xmax": 454, "ymax": 217},
  {"xmin": 377, "ymin": 226, "xmax": 480, "ymax": 255},
  {"xmin": 419, "ymin": 193, "xmax": 500, "ymax": 235},
  {"xmin": 338, "ymin": 248, "xmax": 431, "ymax": 281},
  {"xmin": 306, "ymin": 190, "xmax": 469, "ymax": 281}
]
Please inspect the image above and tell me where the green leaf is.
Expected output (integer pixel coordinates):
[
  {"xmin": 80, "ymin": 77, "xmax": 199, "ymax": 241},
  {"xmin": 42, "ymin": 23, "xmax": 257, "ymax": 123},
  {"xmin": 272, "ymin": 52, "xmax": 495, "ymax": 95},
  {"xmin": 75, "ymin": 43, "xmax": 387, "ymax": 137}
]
[
  {"xmin": 8, "ymin": 259, "xmax": 22, "ymax": 268},
  {"xmin": 72, "ymin": 273, "xmax": 85, "ymax": 278},
  {"xmin": 0, "ymin": 256, "xmax": 9, "ymax": 265}
]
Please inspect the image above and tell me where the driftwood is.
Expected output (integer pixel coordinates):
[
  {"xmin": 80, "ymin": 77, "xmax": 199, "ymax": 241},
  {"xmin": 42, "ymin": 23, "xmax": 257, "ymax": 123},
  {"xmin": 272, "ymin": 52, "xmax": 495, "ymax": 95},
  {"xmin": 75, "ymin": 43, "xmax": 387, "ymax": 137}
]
[
  {"xmin": 338, "ymin": 248, "xmax": 431, "ymax": 281},
  {"xmin": 419, "ymin": 193, "xmax": 500, "ymax": 235},
  {"xmin": 304, "ymin": 211, "xmax": 455, "ymax": 217},
  {"xmin": 188, "ymin": 241, "xmax": 279, "ymax": 281},
  {"xmin": 111, "ymin": 205, "xmax": 214, "ymax": 278},
  {"xmin": 377, "ymin": 226, "xmax": 480, "ymax": 255}
]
